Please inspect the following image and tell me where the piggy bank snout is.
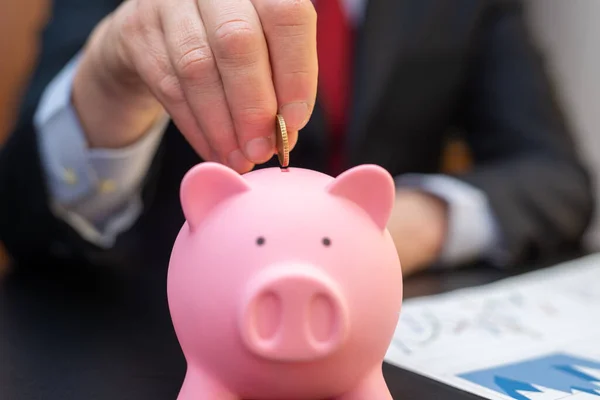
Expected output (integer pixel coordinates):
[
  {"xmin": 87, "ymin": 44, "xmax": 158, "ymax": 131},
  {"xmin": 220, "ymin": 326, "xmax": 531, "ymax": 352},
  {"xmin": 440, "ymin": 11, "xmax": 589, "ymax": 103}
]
[{"xmin": 240, "ymin": 265, "xmax": 350, "ymax": 362}]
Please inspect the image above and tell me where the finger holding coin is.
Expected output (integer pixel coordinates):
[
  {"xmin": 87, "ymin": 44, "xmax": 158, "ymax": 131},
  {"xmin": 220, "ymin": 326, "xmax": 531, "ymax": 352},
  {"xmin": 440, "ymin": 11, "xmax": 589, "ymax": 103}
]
[
  {"xmin": 252, "ymin": 0, "xmax": 318, "ymax": 153},
  {"xmin": 85, "ymin": 0, "xmax": 317, "ymax": 176}
]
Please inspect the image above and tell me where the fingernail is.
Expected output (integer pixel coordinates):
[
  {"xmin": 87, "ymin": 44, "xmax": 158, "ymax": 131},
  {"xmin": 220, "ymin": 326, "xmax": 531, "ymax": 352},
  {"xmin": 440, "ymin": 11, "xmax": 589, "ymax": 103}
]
[
  {"xmin": 280, "ymin": 102, "xmax": 310, "ymax": 130},
  {"xmin": 244, "ymin": 137, "xmax": 273, "ymax": 163},
  {"xmin": 227, "ymin": 149, "xmax": 253, "ymax": 172}
]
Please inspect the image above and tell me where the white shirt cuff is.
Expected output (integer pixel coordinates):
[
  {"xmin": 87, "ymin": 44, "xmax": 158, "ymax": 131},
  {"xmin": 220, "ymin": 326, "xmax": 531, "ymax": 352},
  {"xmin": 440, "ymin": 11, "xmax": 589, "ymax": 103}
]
[
  {"xmin": 395, "ymin": 173, "xmax": 508, "ymax": 268},
  {"xmin": 34, "ymin": 53, "xmax": 170, "ymax": 248}
]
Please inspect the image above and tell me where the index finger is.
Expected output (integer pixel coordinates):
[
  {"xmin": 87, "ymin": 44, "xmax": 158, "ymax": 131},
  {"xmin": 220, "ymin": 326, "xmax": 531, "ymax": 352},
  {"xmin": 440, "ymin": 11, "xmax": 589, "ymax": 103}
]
[
  {"xmin": 199, "ymin": 0, "xmax": 278, "ymax": 164},
  {"xmin": 253, "ymin": 0, "xmax": 318, "ymax": 149}
]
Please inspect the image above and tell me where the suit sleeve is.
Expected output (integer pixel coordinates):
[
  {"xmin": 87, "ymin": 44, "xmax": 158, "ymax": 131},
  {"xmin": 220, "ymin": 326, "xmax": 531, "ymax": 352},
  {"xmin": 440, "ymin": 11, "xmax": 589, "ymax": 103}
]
[
  {"xmin": 0, "ymin": 0, "xmax": 165, "ymax": 267},
  {"xmin": 454, "ymin": 0, "xmax": 595, "ymax": 266}
]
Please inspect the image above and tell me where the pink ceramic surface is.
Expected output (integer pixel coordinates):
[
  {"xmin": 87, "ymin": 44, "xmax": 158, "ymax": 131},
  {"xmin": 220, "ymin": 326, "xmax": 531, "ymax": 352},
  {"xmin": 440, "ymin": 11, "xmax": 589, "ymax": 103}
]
[{"xmin": 167, "ymin": 162, "xmax": 403, "ymax": 400}]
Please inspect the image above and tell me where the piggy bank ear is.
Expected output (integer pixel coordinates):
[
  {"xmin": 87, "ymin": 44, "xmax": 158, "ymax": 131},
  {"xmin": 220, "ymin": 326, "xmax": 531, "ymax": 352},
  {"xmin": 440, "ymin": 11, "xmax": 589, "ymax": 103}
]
[
  {"xmin": 180, "ymin": 162, "xmax": 250, "ymax": 230},
  {"xmin": 326, "ymin": 164, "xmax": 395, "ymax": 231}
]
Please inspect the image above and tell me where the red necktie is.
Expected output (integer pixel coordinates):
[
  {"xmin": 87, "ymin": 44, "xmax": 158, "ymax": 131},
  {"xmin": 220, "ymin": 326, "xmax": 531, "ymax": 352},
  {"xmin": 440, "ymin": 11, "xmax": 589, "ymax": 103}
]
[{"xmin": 315, "ymin": 0, "xmax": 354, "ymax": 175}]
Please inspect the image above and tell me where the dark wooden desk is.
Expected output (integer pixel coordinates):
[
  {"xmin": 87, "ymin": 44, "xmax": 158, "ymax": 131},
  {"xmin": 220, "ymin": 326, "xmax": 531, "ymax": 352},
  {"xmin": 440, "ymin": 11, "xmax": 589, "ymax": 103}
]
[{"xmin": 0, "ymin": 223, "xmax": 580, "ymax": 400}]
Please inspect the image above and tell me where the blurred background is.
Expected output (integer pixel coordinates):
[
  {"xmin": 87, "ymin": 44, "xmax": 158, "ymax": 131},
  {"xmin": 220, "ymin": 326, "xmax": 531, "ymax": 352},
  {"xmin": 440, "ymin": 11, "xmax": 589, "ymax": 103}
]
[
  {"xmin": 0, "ymin": 0, "xmax": 49, "ymax": 146},
  {"xmin": 527, "ymin": 0, "xmax": 600, "ymax": 248},
  {"xmin": 0, "ymin": 0, "xmax": 50, "ymax": 269},
  {"xmin": 0, "ymin": 0, "xmax": 599, "ymax": 257}
]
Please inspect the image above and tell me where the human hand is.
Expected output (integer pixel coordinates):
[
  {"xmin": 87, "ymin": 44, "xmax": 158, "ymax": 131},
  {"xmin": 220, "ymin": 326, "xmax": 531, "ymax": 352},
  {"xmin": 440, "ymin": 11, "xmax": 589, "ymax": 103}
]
[
  {"xmin": 387, "ymin": 189, "xmax": 448, "ymax": 276},
  {"xmin": 72, "ymin": 0, "xmax": 318, "ymax": 173}
]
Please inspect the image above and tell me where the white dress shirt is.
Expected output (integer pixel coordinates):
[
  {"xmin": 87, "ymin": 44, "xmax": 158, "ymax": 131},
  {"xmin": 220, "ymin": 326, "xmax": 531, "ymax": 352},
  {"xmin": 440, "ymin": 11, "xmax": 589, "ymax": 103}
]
[{"xmin": 34, "ymin": 0, "xmax": 502, "ymax": 268}]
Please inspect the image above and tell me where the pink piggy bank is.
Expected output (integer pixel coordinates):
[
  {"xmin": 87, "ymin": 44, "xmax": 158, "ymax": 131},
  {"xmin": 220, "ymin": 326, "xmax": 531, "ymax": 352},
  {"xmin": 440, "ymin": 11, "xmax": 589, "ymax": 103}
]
[{"xmin": 167, "ymin": 162, "xmax": 403, "ymax": 400}]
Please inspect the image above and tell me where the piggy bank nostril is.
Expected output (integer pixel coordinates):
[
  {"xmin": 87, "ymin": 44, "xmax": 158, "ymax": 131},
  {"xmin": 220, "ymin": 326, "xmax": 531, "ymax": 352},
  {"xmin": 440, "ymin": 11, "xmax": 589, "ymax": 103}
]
[
  {"xmin": 254, "ymin": 291, "xmax": 282, "ymax": 340},
  {"xmin": 309, "ymin": 293, "xmax": 336, "ymax": 343}
]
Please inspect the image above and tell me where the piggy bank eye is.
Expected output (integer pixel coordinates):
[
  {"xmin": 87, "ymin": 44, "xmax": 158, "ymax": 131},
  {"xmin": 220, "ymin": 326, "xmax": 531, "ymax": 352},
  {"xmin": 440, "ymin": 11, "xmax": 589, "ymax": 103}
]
[
  {"xmin": 322, "ymin": 237, "xmax": 331, "ymax": 247},
  {"xmin": 256, "ymin": 236, "xmax": 266, "ymax": 246}
]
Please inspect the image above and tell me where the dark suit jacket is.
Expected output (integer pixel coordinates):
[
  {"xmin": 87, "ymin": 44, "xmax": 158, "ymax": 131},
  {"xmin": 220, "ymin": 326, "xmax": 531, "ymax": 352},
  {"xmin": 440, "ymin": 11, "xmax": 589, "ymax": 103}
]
[{"xmin": 0, "ymin": 0, "xmax": 595, "ymax": 269}]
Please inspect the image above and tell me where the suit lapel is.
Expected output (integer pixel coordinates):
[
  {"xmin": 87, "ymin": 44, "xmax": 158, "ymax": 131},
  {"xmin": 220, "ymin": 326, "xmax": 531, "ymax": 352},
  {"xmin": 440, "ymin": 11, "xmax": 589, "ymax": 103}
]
[{"xmin": 346, "ymin": 0, "xmax": 429, "ymax": 160}]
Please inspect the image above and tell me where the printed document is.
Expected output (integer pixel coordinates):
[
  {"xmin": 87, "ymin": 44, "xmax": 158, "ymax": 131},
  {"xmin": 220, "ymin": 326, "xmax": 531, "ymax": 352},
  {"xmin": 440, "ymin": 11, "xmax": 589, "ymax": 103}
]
[{"xmin": 384, "ymin": 253, "xmax": 600, "ymax": 399}]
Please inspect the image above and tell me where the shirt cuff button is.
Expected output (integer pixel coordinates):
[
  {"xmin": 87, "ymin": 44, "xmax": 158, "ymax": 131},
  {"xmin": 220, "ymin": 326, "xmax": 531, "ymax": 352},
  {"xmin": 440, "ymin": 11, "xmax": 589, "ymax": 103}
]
[
  {"xmin": 98, "ymin": 179, "xmax": 117, "ymax": 194},
  {"xmin": 63, "ymin": 168, "xmax": 78, "ymax": 185}
]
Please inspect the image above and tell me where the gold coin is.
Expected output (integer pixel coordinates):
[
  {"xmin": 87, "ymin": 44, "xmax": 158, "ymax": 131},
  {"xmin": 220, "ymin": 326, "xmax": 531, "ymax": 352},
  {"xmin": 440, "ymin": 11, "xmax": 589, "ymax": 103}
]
[{"xmin": 275, "ymin": 114, "xmax": 290, "ymax": 168}]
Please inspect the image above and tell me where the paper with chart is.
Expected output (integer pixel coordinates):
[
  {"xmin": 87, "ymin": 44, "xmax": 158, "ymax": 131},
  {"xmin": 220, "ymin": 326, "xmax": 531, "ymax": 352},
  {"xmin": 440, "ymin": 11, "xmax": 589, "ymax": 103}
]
[{"xmin": 384, "ymin": 253, "xmax": 600, "ymax": 399}]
